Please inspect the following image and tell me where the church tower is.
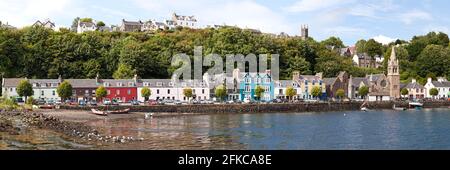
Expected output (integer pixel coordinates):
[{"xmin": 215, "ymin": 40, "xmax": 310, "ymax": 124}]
[
  {"xmin": 301, "ymin": 25, "xmax": 309, "ymax": 40},
  {"xmin": 387, "ymin": 46, "xmax": 400, "ymax": 99}
]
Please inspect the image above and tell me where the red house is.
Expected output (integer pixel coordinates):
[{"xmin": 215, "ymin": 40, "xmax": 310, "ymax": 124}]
[{"xmin": 101, "ymin": 79, "xmax": 138, "ymax": 102}]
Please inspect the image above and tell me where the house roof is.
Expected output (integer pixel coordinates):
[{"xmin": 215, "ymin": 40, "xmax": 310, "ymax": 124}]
[
  {"xmin": 122, "ymin": 19, "xmax": 143, "ymax": 26},
  {"xmin": 351, "ymin": 77, "xmax": 369, "ymax": 88},
  {"xmin": 323, "ymin": 78, "xmax": 336, "ymax": 86},
  {"xmin": 405, "ymin": 82, "xmax": 425, "ymax": 89},
  {"xmin": 79, "ymin": 21, "xmax": 95, "ymax": 27},
  {"xmin": 66, "ymin": 79, "xmax": 98, "ymax": 88},
  {"xmin": 2, "ymin": 78, "xmax": 25, "ymax": 87},
  {"xmin": 101, "ymin": 79, "xmax": 137, "ymax": 87},
  {"xmin": 432, "ymin": 81, "xmax": 450, "ymax": 87},
  {"xmin": 275, "ymin": 80, "xmax": 295, "ymax": 88}
]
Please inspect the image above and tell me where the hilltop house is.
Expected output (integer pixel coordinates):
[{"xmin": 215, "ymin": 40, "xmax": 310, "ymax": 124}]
[
  {"xmin": 352, "ymin": 54, "xmax": 384, "ymax": 68},
  {"xmin": 142, "ymin": 20, "xmax": 167, "ymax": 31},
  {"xmin": 119, "ymin": 19, "xmax": 143, "ymax": 32},
  {"xmin": 171, "ymin": 13, "xmax": 197, "ymax": 29},
  {"xmin": 77, "ymin": 20, "xmax": 97, "ymax": 33}
]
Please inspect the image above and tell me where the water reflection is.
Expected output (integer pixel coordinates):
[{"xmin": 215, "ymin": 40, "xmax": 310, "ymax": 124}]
[{"xmin": 85, "ymin": 108, "xmax": 450, "ymax": 150}]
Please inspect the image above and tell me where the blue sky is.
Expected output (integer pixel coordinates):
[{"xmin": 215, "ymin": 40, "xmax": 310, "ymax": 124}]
[{"xmin": 1, "ymin": 0, "xmax": 449, "ymax": 45}]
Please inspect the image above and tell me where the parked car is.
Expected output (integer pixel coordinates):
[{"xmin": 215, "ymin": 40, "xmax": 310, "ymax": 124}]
[
  {"xmin": 37, "ymin": 99, "xmax": 46, "ymax": 105},
  {"xmin": 147, "ymin": 99, "xmax": 157, "ymax": 105},
  {"xmin": 163, "ymin": 99, "xmax": 174, "ymax": 105},
  {"xmin": 174, "ymin": 100, "xmax": 182, "ymax": 105},
  {"xmin": 89, "ymin": 100, "xmax": 97, "ymax": 106},
  {"xmin": 103, "ymin": 99, "xmax": 112, "ymax": 105},
  {"xmin": 78, "ymin": 100, "xmax": 86, "ymax": 106},
  {"xmin": 55, "ymin": 100, "xmax": 62, "ymax": 105},
  {"xmin": 130, "ymin": 100, "xmax": 140, "ymax": 106}
]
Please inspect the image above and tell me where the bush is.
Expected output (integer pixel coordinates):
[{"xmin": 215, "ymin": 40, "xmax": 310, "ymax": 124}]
[
  {"xmin": 26, "ymin": 96, "xmax": 34, "ymax": 105},
  {"xmin": 0, "ymin": 98, "xmax": 19, "ymax": 111}
]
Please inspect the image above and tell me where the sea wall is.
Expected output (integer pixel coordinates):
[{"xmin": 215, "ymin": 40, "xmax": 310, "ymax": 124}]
[{"xmin": 59, "ymin": 101, "xmax": 450, "ymax": 114}]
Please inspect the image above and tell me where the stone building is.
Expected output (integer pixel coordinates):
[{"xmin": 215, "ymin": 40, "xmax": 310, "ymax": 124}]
[
  {"xmin": 387, "ymin": 47, "xmax": 401, "ymax": 99},
  {"xmin": 323, "ymin": 71, "xmax": 350, "ymax": 100},
  {"xmin": 119, "ymin": 19, "xmax": 143, "ymax": 32}
]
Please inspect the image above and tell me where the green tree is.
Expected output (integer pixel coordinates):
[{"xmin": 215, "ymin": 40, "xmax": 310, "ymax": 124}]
[
  {"xmin": 113, "ymin": 63, "xmax": 134, "ymax": 79},
  {"xmin": 96, "ymin": 86, "xmax": 107, "ymax": 102},
  {"xmin": 365, "ymin": 39, "xmax": 383, "ymax": 57},
  {"xmin": 336, "ymin": 89, "xmax": 345, "ymax": 100},
  {"xmin": 183, "ymin": 87, "xmax": 193, "ymax": 101},
  {"xmin": 255, "ymin": 85, "xmax": 265, "ymax": 101},
  {"xmin": 417, "ymin": 45, "xmax": 450, "ymax": 78},
  {"xmin": 429, "ymin": 88, "xmax": 439, "ymax": 99},
  {"xmin": 96, "ymin": 21, "xmax": 105, "ymax": 27},
  {"xmin": 56, "ymin": 81, "xmax": 73, "ymax": 101},
  {"xmin": 355, "ymin": 39, "xmax": 367, "ymax": 54},
  {"xmin": 311, "ymin": 86, "xmax": 322, "ymax": 100},
  {"xmin": 321, "ymin": 36, "xmax": 345, "ymax": 48},
  {"xmin": 215, "ymin": 85, "xmax": 227, "ymax": 102},
  {"xmin": 16, "ymin": 80, "xmax": 33, "ymax": 101},
  {"xmin": 358, "ymin": 86, "xmax": 369, "ymax": 99},
  {"xmin": 80, "ymin": 18, "xmax": 93, "ymax": 23},
  {"xmin": 26, "ymin": 96, "xmax": 34, "ymax": 105},
  {"xmin": 141, "ymin": 87, "xmax": 151, "ymax": 102},
  {"xmin": 401, "ymin": 88, "xmax": 409, "ymax": 99},
  {"xmin": 286, "ymin": 86, "xmax": 296, "ymax": 101}
]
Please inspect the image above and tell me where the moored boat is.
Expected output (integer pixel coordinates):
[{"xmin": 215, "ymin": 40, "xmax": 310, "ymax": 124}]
[
  {"xmin": 106, "ymin": 108, "xmax": 130, "ymax": 114},
  {"xmin": 91, "ymin": 109, "xmax": 108, "ymax": 116},
  {"xmin": 393, "ymin": 104, "xmax": 407, "ymax": 111}
]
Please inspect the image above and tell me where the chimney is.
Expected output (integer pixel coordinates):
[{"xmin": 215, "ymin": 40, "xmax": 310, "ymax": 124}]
[
  {"xmin": 133, "ymin": 74, "xmax": 138, "ymax": 83},
  {"xmin": 437, "ymin": 77, "xmax": 446, "ymax": 82},
  {"xmin": 58, "ymin": 75, "xmax": 62, "ymax": 83},
  {"xmin": 292, "ymin": 71, "xmax": 300, "ymax": 81},
  {"xmin": 427, "ymin": 78, "xmax": 432, "ymax": 84},
  {"xmin": 315, "ymin": 72, "xmax": 323, "ymax": 79},
  {"xmin": 412, "ymin": 79, "xmax": 416, "ymax": 83}
]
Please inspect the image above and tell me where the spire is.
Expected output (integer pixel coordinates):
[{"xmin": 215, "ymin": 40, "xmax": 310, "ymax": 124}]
[{"xmin": 390, "ymin": 46, "xmax": 396, "ymax": 61}]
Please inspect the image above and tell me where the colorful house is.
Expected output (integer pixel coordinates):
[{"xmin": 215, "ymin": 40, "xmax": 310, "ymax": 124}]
[
  {"xmin": 100, "ymin": 76, "xmax": 138, "ymax": 102},
  {"xmin": 292, "ymin": 72, "xmax": 326, "ymax": 100},
  {"xmin": 239, "ymin": 71, "xmax": 274, "ymax": 102}
]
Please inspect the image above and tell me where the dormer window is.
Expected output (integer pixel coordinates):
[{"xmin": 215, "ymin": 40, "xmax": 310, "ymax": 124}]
[
  {"xmin": 104, "ymin": 82, "xmax": 110, "ymax": 87},
  {"xmin": 157, "ymin": 82, "xmax": 162, "ymax": 87},
  {"xmin": 117, "ymin": 82, "xmax": 123, "ymax": 87},
  {"xmin": 128, "ymin": 82, "xmax": 135, "ymax": 87},
  {"xmin": 143, "ymin": 82, "xmax": 149, "ymax": 87},
  {"xmin": 169, "ymin": 82, "xmax": 174, "ymax": 86}
]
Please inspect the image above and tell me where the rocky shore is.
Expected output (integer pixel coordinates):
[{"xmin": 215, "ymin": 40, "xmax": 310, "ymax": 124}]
[{"xmin": 0, "ymin": 111, "xmax": 144, "ymax": 146}]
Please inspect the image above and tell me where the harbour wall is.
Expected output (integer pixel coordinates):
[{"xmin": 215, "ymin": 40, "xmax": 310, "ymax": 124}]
[{"xmin": 59, "ymin": 101, "xmax": 450, "ymax": 114}]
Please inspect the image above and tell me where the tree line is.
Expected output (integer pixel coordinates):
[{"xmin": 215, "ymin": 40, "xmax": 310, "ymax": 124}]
[{"xmin": 0, "ymin": 25, "xmax": 449, "ymax": 88}]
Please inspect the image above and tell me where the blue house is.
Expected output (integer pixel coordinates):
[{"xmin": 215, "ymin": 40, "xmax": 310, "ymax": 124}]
[{"xmin": 239, "ymin": 71, "xmax": 274, "ymax": 102}]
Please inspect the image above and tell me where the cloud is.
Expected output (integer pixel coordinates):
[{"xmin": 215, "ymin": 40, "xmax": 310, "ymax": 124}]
[
  {"xmin": 285, "ymin": 0, "xmax": 353, "ymax": 12},
  {"xmin": 399, "ymin": 10, "xmax": 432, "ymax": 24},
  {"xmin": 423, "ymin": 25, "xmax": 449, "ymax": 34},
  {"xmin": 373, "ymin": 35, "xmax": 397, "ymax": 45}
]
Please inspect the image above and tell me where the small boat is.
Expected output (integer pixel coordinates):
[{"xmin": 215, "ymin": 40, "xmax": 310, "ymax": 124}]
[
  {"xmin": 106, "ymin": 108, "xmax": 130, "ymax": 114},
  {"xmin": 145, "ymin": 113, "xmax": 154, "ymax": 119},
  {"xmin": 393, "ymin": 104, "xmax": 407, "ymax": 111},
  {"xmin": 409, "ymin": 102, "xmax": 424, "ymax": 107},
  {"xmin": 91, "ymin": 109, "xmax": 108, "ymax": 116},
  {"xmin": 361, "ymin": 107, "xmax": 369, "ymax": 112},
  {"xmin": 39, "ymin": 105, "xmax": 55, "ymax": 109}
]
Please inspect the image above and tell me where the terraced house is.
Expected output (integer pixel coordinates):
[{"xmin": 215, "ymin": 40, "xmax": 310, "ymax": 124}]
[
  {"xmin": 292, "ymin": 72, "xmax": 326, "ymax": 100},
  {"xmin": 239, "ymin": 70, "xmax": 274, "ymax": 102}
]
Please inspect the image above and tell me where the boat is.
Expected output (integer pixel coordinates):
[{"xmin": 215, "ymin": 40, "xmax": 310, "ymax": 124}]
[
  {"xmin": 106, "ymin": 108, "xmax": 130, "ymax": 114},
  {"xmin": 145, "ymin": 113, "xmax": 154, "ymax": 119},
  {"xmin": 392, "ymin": 104, "xmax": 407, "ymax": 111},
  {"xmin": 361, "ymin": 107, "xmax": 369, "ymax": 112},
  {"xmin": 409, "ymin": 102, "xmax": 424, "ymax": 109},
  {"xmin": 91, "ymin": 109, "xmax": 108, "ymax": 116}
]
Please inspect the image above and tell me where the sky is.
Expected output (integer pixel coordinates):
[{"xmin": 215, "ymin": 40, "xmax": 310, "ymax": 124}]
[{"xmin": 0, "ymin": 0, "xmax": 449, "ymax": 45}]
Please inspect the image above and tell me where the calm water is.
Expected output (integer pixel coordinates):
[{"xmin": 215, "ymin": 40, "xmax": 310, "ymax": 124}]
[{"xmin": 86, "ymin": 108, "xmax": 450, "ymax": 150}]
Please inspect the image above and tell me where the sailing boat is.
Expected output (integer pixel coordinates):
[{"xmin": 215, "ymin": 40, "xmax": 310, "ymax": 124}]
[{"xmin": 360, "ymin": 100, "xmax": 369, "ymax": 112}]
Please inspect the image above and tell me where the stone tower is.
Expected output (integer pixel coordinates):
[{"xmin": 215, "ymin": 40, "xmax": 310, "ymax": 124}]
[
  {"xmin": 301, "ymin": 25, "xmax": 309, "ymax": 40},
  {"xmin": 387, "ymin": 46, "xmax": 400, "ymax": 99}
]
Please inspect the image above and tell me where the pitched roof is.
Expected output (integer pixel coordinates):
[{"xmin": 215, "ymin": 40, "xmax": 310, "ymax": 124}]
[
  {"xmin": 432, "ymin": 81, "xmax": 450, "ymax": 87},
  {"xmin": 66, "ymin": 79, "xmax": 98, "ymax": 88},
  {"xmin": 2, "ymin": 78, "xmax": 25, "ymax": 87},
  {"xmin": 323, "ymin": 78, "xmax": 336, "ymax": 86},
  {"xmin": 351, "ymin": 77, "xmax": 369, "ymax": 87},
  {"xmin": 275, "ymin": 80, "xmax": 295, "ymax": 88},
  {"xmin": 122, "ymin": 19, "xmax": 143, "ymax": 26},
  {"xmin": 405, "ymin": 82, "xmax": 425, "ymax": 89}
]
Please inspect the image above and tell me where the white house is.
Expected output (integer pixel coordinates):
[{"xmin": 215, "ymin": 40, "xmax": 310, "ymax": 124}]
[
  {"xmin": 1, "ymin": 78, "xmax": 61, "ymax": 101},
  {"xmin": 171, "ymin": 13, "xmax": 197, "ymax": 29},
  {"xmin": 77, "ymin": 20, "xmax": 97, "ymax": 33},
  {"xmin": 137, "ymin": 79, "xmax": 210, "ymax": 102},
  {"xmin": 274, "ymin": 80, "xmax": 302, "ymax": 100},
  {"xmin": 425, "ymin": 77, "xmax": 450, "ymax": 98}
]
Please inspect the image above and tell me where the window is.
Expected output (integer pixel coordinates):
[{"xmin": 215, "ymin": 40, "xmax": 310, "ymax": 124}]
[
  {"xmin": 107, "ymin": 90, "xmax": 110, "ymax": 95},
  {"xmin": 116, "ymin": 90, "xmax": 120, "ymax": 95},
  {"xmin": 312, "ymin": 80, "xmax": 316, "ymax": 86},
  {"xmin": 257, "ymin": 78, "xmax": 261, "ymax": 83},
  {"xmin": 157, "ymin": 82, "xmax": 162, "ymax": 87},
  {"xmin": 104, "ymin": 82, "xmax": 110, "ymax": 87},
  {"xmin": 117, "ymin": 82, "xmax": 123, "ymax": 87},
  {"xmin": 245, "ymin": 78, "xmax": 250, "ymax": 83},
  {"xmin": 85, "ymin": 90, "xmax": 89, "ymax": 94},
  {"xmin": 143, "ymin": 82, "xmax": 149, "ymax": 87},
  {"xmin": 168, "ymin": 89, "xmax": 170, "ymax": 94},
  {"xmin": 202, "ymin": 89, "xmax": 205, "ymax": 94},
  {"xmin": 52, "ymin": 91, "xmax": 55, "ymax": 96},
  {"xmin": 10, "ymin": 88, "xmax": 13, "ymax": 92},
  {"xmin": 266, "ymin": 78, "xmax": 271, "ymax": 83},
  {"xmin": 128, "ymin": 82, "xmax": 135, "ymax": 87},
  {"xmin": 157, "ymin": 89, "xmax": 160, "ymax": 94},
  {"xmin": 305, "ymin": 80, "xmax": 308, "ymax": 86},
  {"xmin": 245, "ymin": 85, "xmax": 251, "ymax": 92},
  {"xmin": 41, "ymin": 91, "xmax": 44, "ymax": 96},
  {"xmin": 127, "ymin": 89, "xmax": 131, "ymax": 95},
  {"xmin": 279, "ymin": 89, "xmax": 283, "ymax": 94}
]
